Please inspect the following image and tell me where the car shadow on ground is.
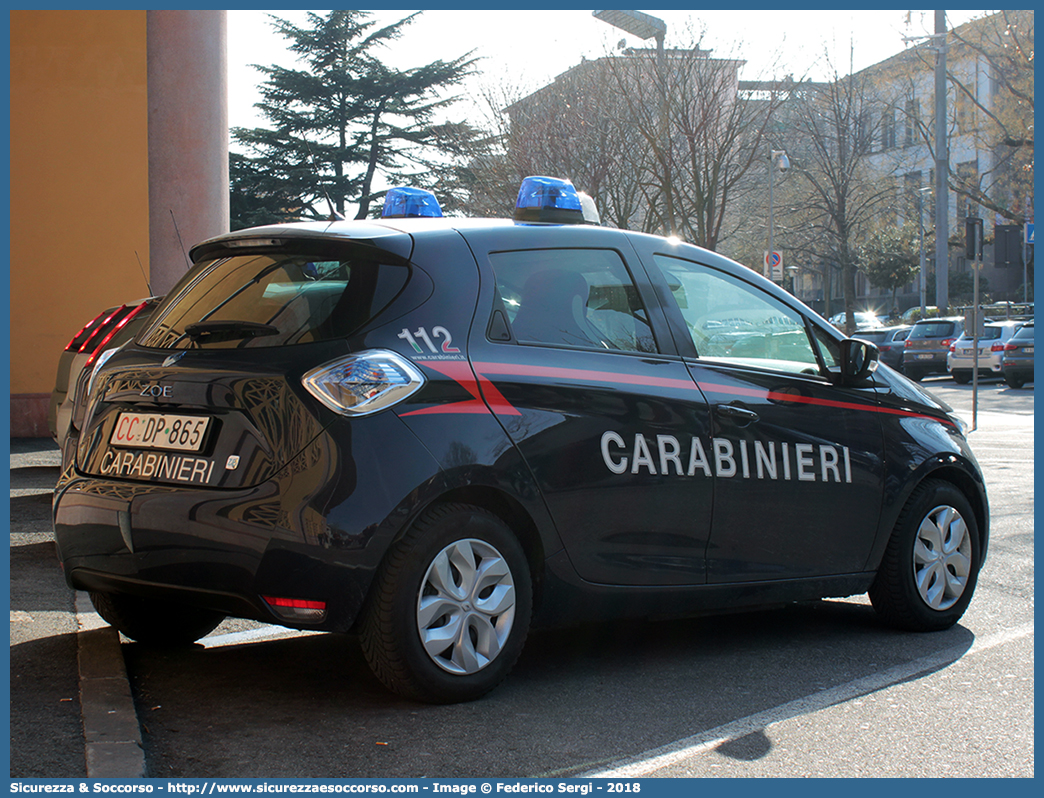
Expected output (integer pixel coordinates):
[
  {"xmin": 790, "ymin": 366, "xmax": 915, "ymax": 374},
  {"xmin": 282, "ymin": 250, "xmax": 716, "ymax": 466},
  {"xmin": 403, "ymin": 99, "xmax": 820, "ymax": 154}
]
[{"xmin": 118, "ymin": 599, "xmax": 975, "ymax": 778}]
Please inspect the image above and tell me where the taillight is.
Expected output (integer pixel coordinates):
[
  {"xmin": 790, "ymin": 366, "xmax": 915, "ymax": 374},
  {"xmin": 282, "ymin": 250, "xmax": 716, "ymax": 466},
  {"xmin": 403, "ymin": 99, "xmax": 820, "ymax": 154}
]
[
  {"xmin": 940, "ymin": 338, "xmax": 956, "ymax": 348},
  {"xmin": 1004, "ymin": 343, "xmax": 1019, "ymax": 351},
  {"xmin": 262, "ymin": 596, "xmax": 327, "ymax": 623},
  {"xmin": 77, "ymin": 306, "xmax": 128, "ymax": 354},
  {"xmin": 65, "ymin": 309, "xmax": 116, "ymax": 352},
  {"xmin": 302, "ymin": 350, "xmax": 426, "ymax": 416},
  {"xmin": 990, "ymin": 343, "xmax": 1006, "ymax": 352},
  {"xmin": 905, "ymin": 339, "xmax": 915, "ymax": 348},
  {"xmin": 948, "ymin": 343, "xmax": 956, "ymax": 353},
  {"xmin": 84, "ymin": 301, "xmax": 150, "ymax": 367}
]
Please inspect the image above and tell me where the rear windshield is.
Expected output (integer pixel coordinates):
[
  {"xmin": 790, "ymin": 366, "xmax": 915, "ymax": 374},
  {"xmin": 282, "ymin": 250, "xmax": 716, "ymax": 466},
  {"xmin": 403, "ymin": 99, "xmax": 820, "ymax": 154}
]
[
  {"xmin": 1012, "ymin": 324, "xmax": 1034, "ymax": 341},
  {"xmin": 138, "ymin": 251, "xmax": 410, "ymax": 350},
  {"xmin": 910, "ymin": 321, "xmax": 957, "ymax": 339},
  {"xmin": 975, "ymin": 326, "xmax": 1006, "ymax": 341},
  {"xmin": 853, "ymin": 330, "xmax": 887, "ymax": 343}
]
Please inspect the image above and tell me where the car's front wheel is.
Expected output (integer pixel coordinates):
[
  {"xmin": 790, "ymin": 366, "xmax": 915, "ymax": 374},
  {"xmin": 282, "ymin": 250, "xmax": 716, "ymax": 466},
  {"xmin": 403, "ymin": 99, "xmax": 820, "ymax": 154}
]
[
  {"xmin": 869, "ymin": 480, "xmax": 981, "ymax": 632},
  {"xmin": 360, "ymin": 503, "xmax": 532, "ymax": 703},
  {"xmin": 89, "ymin": 591, "xmax": 225, "ymax": 645}
]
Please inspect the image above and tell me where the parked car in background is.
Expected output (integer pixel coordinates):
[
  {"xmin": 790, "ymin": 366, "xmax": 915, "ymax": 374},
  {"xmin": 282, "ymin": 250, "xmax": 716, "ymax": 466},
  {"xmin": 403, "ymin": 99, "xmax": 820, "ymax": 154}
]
[
  {"xmin": 829, "ymin": 311, "xmax": 883, "ymax": 331},
  {"xmin": 49, "ymin": 297, "xmax": 162, "ymax": 468},
  {"xmin": 902, "ymin": 317, "xmax": 966, "ymax": 381},
  {"xmin": 1000, "ymin": 321, "xmax": 1034, "ymax": 388},
  {"xmin": 853, "ymin": 325, "xmax": 911, "ymax": 371},
  {"xmin": 946, "ymin": 321, "xmax": 1022, "ymax": 383}
]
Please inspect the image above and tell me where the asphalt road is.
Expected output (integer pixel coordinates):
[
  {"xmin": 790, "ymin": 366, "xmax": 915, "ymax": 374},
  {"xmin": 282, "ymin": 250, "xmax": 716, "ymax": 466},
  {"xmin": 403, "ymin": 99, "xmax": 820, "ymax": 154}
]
[{"xmin": 9, "ymin": 376, "xmax": 1034, "ymax": 779}]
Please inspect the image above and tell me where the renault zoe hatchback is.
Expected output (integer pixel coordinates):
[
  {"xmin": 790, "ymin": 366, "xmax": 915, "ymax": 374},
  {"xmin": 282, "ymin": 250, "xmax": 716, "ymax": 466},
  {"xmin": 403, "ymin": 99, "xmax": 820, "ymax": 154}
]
[{"xmin": 54, "ymin": 178, "xmax": 989, "ymax": 703}]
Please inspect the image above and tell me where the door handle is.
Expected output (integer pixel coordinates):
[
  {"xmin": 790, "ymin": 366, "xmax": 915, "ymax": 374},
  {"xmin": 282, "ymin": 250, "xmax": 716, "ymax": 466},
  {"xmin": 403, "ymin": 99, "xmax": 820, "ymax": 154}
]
[{"xmin": 715, "ymin": 403, "xmax": 760, "ymax": 425}]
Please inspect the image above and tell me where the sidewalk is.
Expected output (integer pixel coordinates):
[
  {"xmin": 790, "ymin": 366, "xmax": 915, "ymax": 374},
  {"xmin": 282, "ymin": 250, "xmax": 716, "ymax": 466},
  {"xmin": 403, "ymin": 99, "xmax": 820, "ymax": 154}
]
[{"xmin": 9, "ymin": 438, "xmax": 144, "ymax": 778}]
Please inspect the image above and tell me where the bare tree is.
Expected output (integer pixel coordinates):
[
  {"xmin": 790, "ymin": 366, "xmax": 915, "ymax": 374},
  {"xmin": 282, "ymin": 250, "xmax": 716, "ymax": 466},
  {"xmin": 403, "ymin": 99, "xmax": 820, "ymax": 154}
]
[
  {"xmin": 603, "ymin": 30, "xmax": 789, "ymax": 249},
  {"xmin": 901, "ymin": 10, "xmax": 1034, "ymax": 223},
  {"xmin": 783, "ymin": 64, "xmax": 894, "ymax": 334}
]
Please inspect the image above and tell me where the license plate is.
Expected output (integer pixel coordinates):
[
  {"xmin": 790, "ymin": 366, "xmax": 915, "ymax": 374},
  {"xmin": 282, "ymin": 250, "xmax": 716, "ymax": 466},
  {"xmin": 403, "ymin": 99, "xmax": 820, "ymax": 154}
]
[
  {"xmin": 110, "ymin": 412, "xmax": 211, "ymax": 452},
  {"xmin": 916, "ymin": 354, "xmax": 933, "ymax": 360},
  {"xmin": 1024, "ymin": 347, "xmax": 1034, "ymax": 354}
]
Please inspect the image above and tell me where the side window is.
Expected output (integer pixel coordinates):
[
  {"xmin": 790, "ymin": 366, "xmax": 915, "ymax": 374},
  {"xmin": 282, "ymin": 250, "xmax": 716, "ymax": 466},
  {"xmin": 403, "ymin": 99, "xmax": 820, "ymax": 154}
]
[
  {"xmin": 654, "ymin": 254, "xmax": 823, "ymax": 374},
  {"xmin": 489, "ymin": 249, "xmax": 656, "ymax": 353}
]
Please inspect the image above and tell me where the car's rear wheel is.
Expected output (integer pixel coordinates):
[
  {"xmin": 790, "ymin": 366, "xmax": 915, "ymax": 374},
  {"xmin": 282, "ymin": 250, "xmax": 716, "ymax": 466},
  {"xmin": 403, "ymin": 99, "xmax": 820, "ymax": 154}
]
[
  {"xmin": 360, "ymin": 503, "xmax": 532, "ymax": 703},
  {"xmin": 1004, "ymin": 373, "xmax": 1025, "ymax": 389},
  {"xmin": 904, "ymin": 366, "xmax": 924, "ymax": 381},
  {"xmin": 89, "ymin": 591, "xmax": 225, "ymax": 645},
  {"xmin": 869, "ymin": 480, "xmax": 980, "ymax": 631},
  {"xmin": 951, "ymin": 370, "xmax": 971, "ymax": 384}
]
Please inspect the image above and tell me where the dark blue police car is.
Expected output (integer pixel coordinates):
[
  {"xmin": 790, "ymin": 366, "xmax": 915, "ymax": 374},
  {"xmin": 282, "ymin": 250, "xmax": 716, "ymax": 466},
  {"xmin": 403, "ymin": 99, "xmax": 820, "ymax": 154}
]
[{"xmin": 54, "ymin": 178, "xmax": 988, "ymax": 703}]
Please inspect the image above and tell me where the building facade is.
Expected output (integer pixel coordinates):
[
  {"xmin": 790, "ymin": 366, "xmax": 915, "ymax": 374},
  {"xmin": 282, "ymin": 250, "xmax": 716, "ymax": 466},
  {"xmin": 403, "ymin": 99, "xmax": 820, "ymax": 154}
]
[{"xmin": 10, "ymin": 10, "xmax": 229, "ymax": 436}]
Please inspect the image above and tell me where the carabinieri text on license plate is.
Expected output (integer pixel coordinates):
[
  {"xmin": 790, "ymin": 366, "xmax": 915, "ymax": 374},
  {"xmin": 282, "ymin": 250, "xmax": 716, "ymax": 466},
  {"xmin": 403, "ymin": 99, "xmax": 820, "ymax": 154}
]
[{"xmin": 109, "ymin": 412, "xmax": 210, "ymax": 452}]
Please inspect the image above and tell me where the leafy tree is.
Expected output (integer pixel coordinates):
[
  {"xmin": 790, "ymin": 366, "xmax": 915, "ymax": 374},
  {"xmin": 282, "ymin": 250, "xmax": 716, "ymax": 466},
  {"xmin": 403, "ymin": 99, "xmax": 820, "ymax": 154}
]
[
  {"xmin": 232, "ymin": 11, "xmax": 481, "ymax": 221},
  {"xmin": 858, "ymin": 223, "xmax": 920, "ymax": 316},
  {"xmin": 229, "ymin": 152, "xmax": 307, "ymax": 230}
]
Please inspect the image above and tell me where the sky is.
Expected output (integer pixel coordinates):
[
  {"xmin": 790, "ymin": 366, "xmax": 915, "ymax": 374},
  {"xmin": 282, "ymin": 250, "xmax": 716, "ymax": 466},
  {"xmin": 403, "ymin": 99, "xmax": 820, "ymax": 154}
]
[{"xmin": 226, "ymin": 8, "xmax": 992, "ymax": 144}]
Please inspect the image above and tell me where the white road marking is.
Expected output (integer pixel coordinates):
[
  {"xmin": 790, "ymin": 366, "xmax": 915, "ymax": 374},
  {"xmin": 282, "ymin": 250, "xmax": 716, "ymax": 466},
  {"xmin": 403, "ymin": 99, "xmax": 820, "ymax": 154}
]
[{"xmin": 584, "ymin": 623, "xmax": 1034, "ymax": 778}]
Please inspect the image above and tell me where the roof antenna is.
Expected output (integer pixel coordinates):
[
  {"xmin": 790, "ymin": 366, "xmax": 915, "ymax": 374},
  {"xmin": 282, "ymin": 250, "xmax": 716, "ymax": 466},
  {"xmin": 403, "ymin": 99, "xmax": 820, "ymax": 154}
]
[
  {"xmin": 169, "ymin": 209, "xmax": 192, "ymax": 268},
  {"xmin": 134, "ymin": 251, "xmax": 153, "ymax": 296},
  {"xmin": 303, "ymin": 138, "xmax": 345, "ymax": 222}
]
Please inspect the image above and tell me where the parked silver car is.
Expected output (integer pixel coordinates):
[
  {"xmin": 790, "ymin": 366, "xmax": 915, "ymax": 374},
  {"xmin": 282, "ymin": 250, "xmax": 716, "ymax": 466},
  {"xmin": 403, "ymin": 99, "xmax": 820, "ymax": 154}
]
[{"xmin": 946, "ymin": 321, "xmax": 1022, "ymax": 383}]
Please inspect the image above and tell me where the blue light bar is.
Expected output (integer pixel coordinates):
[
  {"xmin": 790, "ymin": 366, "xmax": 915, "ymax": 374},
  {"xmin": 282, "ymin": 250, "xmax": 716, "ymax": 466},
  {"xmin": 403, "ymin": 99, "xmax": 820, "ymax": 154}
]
[
  {"xmin": 381, "ymin": 187, "xmax": 444, "ymax": 218},
  {"xmin": 514, "ymin": 176, "xmax": 589, "ymax": 224}
]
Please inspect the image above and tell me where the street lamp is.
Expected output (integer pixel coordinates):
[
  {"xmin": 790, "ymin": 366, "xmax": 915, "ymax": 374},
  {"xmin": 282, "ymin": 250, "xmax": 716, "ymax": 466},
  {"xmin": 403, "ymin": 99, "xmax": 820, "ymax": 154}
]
[
  {"xmin": 766, "ymin": 148, "xmax": 789, "ymax": 282},
  {"xmin": 592, "ymin": 10, "xmax": 666, "ymax": 57}
]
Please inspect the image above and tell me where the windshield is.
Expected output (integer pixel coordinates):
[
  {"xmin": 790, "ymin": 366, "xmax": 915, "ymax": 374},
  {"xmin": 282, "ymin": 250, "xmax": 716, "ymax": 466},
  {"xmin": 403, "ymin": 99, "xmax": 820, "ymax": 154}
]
[{"xmin": 138, "ymin": 250, "xmax": 410, "ymax": 350}]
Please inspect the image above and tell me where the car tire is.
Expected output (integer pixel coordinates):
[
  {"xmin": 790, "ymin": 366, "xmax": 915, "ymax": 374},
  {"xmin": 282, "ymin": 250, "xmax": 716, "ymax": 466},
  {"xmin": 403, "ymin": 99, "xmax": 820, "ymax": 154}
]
[
  {"xmin": 1004, "ymin": 374, "xmax": 1025, "ymax": 389},
  {"xmin": 89, "ymin": 591, "xmax": 225, "ymax": 645},
  {"xmin": 951, "ymin": 371, "xmax": 971, "ymax": 385},
  {"xmin": 360, "ymin": 503, "xmax": 532, "ymax": 703},
  {"xmin": 868, "ymin": 480, "xmax": 981, "ymax": 632},
  {"xmin": 905, "ymin": 367, "xmax": 924, "ymax": 382}
]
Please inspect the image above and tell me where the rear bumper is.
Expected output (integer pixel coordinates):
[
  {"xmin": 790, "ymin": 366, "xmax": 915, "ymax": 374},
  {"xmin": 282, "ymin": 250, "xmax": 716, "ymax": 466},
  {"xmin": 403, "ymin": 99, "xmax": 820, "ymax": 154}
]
[
  {"xmin": 52, "ymin": 416, "xmax": 445, "ymax": 632},
  {"xmin": 53, "ymin": 476, "xmax": 379, "ymax": 632},
  {"xmin": 948, "ymin": 356, "xmax": 1003, "ymax": 373}
]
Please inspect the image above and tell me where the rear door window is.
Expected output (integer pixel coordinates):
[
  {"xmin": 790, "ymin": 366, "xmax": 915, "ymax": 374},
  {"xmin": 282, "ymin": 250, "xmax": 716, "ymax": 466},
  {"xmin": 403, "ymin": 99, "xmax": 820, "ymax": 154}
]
[
  {"xmin": 138, "ymin": 250, "xmax": 410, "ymax": 349},
  {"xmin": 489, "ymin": 248, "xmax": 656, "ymax": 353}
]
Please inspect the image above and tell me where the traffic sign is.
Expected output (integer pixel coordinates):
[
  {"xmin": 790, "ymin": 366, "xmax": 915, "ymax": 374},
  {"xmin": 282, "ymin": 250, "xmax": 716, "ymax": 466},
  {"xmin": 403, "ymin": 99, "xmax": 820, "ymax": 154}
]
[
  {"xmin": 764, "ymin": 250, "xmax": 783, "ymax": 282},
  {"xmin": 1025, "ymin": 223, "xmax": 1034, "ymax": 245}
]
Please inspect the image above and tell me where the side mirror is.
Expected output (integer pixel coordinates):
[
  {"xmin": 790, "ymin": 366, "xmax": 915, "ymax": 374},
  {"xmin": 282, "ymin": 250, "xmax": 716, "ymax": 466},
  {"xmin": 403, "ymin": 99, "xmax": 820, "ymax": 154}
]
[{"xmin": 839, "ymin": 338, "xmax": 879, "ymax": 381}]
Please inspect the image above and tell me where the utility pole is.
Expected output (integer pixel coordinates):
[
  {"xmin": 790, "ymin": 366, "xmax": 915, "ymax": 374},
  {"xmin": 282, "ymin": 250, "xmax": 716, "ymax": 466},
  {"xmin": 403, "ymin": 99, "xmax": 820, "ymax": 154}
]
[{"xmin": 934, "ymin": 10, "xmax": 950, "ymax": 311}]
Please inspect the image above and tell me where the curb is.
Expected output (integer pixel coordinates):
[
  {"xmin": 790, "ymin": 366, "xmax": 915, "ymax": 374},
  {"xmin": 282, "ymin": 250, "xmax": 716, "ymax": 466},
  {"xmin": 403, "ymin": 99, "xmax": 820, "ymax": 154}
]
[{"xmin": 76, "ymin": 592, "xmax": 147, "ymax": 778}]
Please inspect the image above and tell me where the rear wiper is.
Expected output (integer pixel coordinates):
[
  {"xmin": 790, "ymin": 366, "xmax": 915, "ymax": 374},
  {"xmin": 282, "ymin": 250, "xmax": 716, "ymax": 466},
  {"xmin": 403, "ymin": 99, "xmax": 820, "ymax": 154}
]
[{"xmin": 183, "ymin": 320, "xmax": 280, "ymax": 341}]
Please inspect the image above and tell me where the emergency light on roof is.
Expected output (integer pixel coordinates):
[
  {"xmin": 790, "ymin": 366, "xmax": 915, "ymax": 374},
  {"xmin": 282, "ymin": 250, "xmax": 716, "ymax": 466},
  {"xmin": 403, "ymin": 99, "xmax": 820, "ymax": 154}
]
[
  {"xmin": 381, "ymin": 187, "xmax": 444, "ymax": 218},
  {"xmin": 513, "ymin": 176, "xmax": 599, "ymax": 225}
]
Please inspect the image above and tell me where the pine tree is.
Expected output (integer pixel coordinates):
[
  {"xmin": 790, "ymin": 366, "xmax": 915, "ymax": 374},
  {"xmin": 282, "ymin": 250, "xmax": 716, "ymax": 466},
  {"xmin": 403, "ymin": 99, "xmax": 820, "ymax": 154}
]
[{"xmin": 232, "ymin": 10, "xmax": 480, "ymax": 224}]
